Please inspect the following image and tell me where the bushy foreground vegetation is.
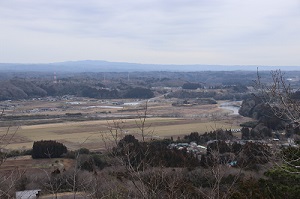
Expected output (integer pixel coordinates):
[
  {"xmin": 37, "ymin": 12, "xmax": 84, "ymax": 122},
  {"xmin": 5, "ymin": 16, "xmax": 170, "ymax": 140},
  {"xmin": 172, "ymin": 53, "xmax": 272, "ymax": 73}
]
[{"xmin": 1, "ymin": 130, "xmax": 299, "ymax": 198}]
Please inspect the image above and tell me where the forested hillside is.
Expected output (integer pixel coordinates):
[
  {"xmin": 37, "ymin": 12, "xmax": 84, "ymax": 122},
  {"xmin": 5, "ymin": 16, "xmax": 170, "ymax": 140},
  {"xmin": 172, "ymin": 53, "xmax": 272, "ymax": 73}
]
[{"xmin": 0, "ymin": 70, "xmax": 279, "ymax": 101}]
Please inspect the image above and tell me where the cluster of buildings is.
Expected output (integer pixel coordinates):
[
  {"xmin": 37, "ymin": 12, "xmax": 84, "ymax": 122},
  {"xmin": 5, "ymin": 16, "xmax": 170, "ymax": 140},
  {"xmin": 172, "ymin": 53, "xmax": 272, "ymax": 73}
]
[{"xmin": 168, "ymin": 142, "xmax": 207, "ymax": 155}]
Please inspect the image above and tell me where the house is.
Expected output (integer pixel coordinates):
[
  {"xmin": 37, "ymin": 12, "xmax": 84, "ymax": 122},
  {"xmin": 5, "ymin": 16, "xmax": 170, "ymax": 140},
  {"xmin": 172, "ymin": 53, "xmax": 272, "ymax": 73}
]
[{"xmin": 16, "ymin": 189, "xmax": 41, "ymax": 199}]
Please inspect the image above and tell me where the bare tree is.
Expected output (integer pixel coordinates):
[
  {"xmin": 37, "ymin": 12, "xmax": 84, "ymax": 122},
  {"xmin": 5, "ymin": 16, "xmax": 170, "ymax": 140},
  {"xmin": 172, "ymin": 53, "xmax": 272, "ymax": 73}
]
[
  {"xmin": 105, "ymin": 118, "xmax": 127, "ymax": 147},
  {"xmin": 0, "ymin": 109, "xmax": 21, "ymax": 199},
  {"xmin": 0, "ymin": 109, "xmax": 19, "ymax": 167},
  {"xmin": 255, "ymin": 69, "xmax": 300, "ymax": 123},
  {"xmin": 255, "ymin": 69, "xmax": 300, "ymax": 173},
  {"xmin": 41, "ymin": 169, "xmax": 65, "ymax": 199},
  {"xmin": 101, "ymin": 102, "xmax": 185, "ymax": 198},
  {"xmin": 134, "ymin": 101, "xmax": 154, "ymax": 142},
  {"xmin": 197, "ymin": 142, "xmax": 244, "ymax": 199},
  {"xmin": 0, "ymin": 169, "xmax": 27, "ymax": 199}
]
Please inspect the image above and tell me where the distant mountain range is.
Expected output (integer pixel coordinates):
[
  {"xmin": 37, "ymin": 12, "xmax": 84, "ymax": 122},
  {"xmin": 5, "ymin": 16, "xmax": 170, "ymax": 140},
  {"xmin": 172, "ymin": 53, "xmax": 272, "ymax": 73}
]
[{"xmin": 0, "ymin": 60, "xmax": 299, "ymax": 72}]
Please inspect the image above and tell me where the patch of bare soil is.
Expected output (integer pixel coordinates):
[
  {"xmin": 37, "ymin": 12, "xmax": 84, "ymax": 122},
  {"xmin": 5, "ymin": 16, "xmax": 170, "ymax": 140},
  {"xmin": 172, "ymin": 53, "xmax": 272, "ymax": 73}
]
[{"xmin": 0, "ymin": 156, "xmax": 75, "ymax": 172}]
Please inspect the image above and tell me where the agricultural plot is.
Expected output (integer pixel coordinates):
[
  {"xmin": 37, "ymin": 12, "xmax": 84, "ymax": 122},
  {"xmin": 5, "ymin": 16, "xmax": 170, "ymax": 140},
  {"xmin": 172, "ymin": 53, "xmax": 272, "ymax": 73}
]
[
  {"xmin": 0, "ymin": 98, "xmax": 249, "ymax": 151},
  {"xmin": 0, "ymin": 155, "xmax": 74, "ymax": 174},
  {"xmin": 1, "ymin": 117, "xmax": 245, "ymax": 151}
]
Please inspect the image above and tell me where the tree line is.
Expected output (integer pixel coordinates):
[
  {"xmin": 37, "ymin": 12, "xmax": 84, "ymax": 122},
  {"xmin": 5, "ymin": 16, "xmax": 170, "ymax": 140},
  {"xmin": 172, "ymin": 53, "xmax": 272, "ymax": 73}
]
[{"xmin": 0, "ymin": 79, "xmax": 154, "ymax": 100}]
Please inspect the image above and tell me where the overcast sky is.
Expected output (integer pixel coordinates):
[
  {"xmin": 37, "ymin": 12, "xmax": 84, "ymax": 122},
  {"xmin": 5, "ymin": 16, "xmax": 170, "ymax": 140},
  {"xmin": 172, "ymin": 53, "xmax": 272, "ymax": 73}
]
[{"xmin": 1, "ymin": 0, "xmax": 300, "ymax": 66}]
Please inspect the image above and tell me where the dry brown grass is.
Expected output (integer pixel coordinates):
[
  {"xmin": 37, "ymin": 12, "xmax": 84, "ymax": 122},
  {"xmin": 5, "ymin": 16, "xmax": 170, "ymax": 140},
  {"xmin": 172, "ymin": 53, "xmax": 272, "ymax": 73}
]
[
  {"xmin": 0, "ymin": 116, "xmax": 245, "ymax": 151},
  {"xmin": 0, "ymin": 156, "xmax": 74, "ymax": 172},
  {"xmin": 0, "ymin": 98, "xmax": 251, "ymax": 151}
]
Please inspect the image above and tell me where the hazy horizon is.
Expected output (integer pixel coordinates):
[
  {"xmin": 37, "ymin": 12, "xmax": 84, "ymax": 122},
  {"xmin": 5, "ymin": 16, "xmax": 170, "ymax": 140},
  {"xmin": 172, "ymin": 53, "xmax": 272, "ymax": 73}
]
[{"xmin": 0, "ymin": 60, "xmax": 299, "ymax": 72}]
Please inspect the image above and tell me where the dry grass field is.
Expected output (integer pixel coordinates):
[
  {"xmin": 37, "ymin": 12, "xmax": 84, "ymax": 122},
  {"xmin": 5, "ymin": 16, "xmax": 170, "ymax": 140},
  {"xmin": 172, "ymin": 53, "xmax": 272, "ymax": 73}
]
[
  {"xmin": 0, "ymin": 156, "xmax": 74, "ymax": 171},
  {"xmin": 1, "ymin": 116, "xmax": 246, "ymax": 151},
  {"xmin": 0, "ymin": 98, "xmax": 249, "ymax": 151}
]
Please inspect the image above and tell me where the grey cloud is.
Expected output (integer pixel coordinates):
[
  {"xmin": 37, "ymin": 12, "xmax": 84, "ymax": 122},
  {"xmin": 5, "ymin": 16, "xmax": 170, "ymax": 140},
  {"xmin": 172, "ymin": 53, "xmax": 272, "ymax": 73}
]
[{"xmin": 1, "ymin": 0, "xmax": 300, "ymax": 65}]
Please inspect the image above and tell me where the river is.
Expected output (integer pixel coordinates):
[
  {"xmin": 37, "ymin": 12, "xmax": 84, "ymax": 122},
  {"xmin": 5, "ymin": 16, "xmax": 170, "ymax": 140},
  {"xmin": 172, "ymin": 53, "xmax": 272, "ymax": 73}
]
[{"xmin": 219, "ymin": 101, "xmax": 242, "ymax": 115}]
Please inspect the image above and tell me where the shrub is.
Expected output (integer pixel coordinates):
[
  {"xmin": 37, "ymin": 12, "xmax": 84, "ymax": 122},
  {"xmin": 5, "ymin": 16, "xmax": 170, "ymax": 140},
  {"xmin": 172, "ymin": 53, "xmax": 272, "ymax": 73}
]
[
  {"xmin": 77, "ymin": 148, "xmax": 90, "ymax": 154},
  {"xmin": 79, "ymin": 154, "xmax": 108, "ymax": 171},
  {"xmin": 32, "ymin": 140, "xmax": 67, "ymax": 159}
]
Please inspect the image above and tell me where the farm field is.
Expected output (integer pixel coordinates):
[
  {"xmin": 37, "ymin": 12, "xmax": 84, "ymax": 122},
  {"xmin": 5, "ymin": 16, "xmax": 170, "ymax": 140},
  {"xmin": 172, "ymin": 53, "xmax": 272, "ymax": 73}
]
[
  {"xmin": 0, "ymin": 116, "xmax": 246, "ymax": 151},
  {"xmin": 0, "ymin": 97, "xmax": 249, "ymax": 151},
  {"xmin": 0, "ymin": 155, "xmax": 74, "ymax": 172}
]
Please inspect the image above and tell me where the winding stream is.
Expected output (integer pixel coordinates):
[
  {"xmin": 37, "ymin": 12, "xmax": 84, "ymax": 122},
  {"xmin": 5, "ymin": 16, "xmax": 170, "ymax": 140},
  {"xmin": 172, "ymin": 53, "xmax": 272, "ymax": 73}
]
[{"xmin": 219, "ymin": 101, "xmax": 241, "ymax": 115}]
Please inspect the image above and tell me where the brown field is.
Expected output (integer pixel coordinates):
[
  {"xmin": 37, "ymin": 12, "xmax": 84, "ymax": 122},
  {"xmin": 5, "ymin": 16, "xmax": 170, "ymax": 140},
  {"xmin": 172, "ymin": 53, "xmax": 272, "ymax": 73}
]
[
  {"xmin": 0, "ymin": 98, "xmax": 250, "ymax": 151},
  {"xmin": 0, "ymin": 155, "xmax": 74, "ymax": 173},
  {"xmin": 1, "ymin": 116, "xmax": 247, "ymax": 151}
]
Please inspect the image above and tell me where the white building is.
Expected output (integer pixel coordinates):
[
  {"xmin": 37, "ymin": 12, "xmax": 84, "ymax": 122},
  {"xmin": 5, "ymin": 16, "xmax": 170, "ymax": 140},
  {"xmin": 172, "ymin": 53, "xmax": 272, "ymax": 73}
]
[{"xmin": 16, "ymin": 190, "xmax": 41, "ymax": 199}]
